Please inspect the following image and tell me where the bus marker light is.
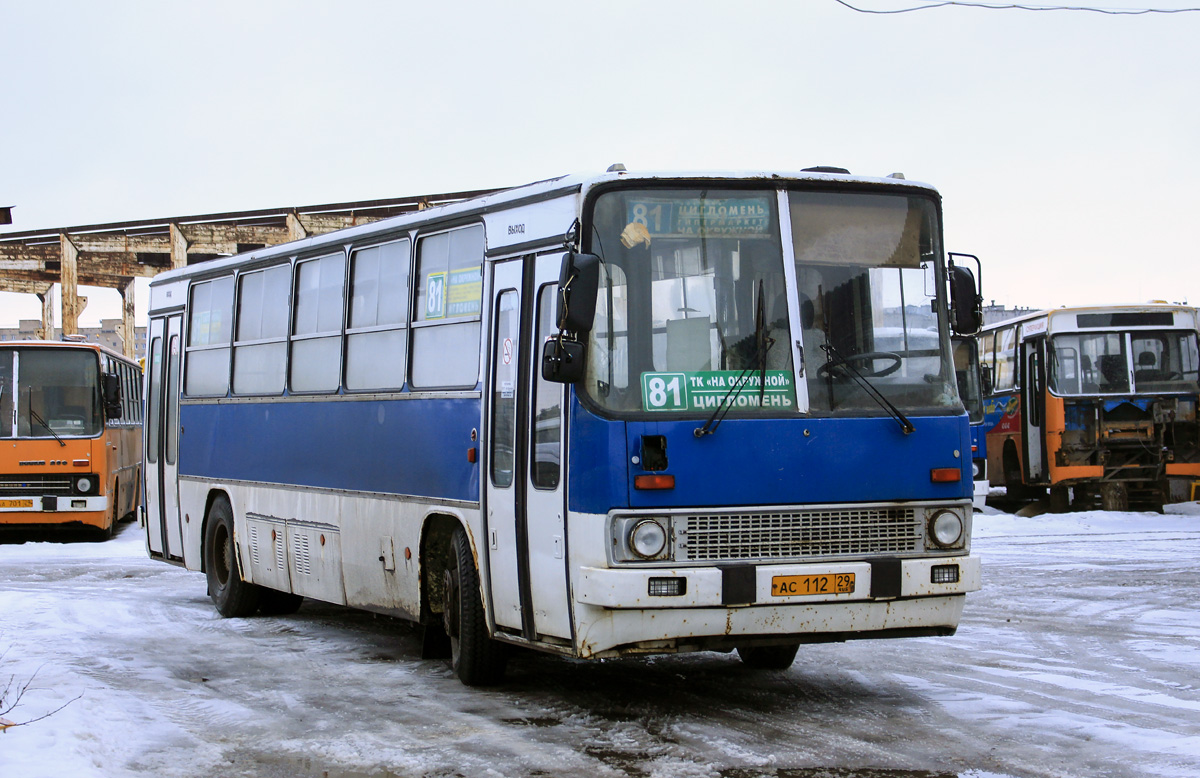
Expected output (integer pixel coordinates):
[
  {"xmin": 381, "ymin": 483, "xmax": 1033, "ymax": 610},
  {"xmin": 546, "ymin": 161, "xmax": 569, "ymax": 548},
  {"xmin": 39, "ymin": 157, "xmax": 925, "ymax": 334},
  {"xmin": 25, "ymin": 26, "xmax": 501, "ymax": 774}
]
[
  {"xmin": 71, "ymin": 499, "xmax": 87, "ymax": 509},
  {"xmin": 467, "ymin": 447, "xmax": 477, "ymax": 464},
  {"xmin": 931, "ymin": 564, "xmax": 960, "ymax": 584},
  {"xmin": 634, "ymin": 474, "xmax": 675, "ymax": 490},
  {"xmin": 73, "ymin": 459, "xmax": 89, "ymax": 467},
  {"xmin": 648, "ymin": 577, "xmax": 686, "ymax": 597},
  {"xmin": 930, "ymin": 468, "xmax": 960, "ymax": 483}
]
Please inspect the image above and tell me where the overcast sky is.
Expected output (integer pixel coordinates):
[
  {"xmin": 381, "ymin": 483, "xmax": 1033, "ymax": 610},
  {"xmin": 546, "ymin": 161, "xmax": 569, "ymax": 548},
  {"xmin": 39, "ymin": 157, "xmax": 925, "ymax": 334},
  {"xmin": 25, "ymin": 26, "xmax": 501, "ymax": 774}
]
[{"xmin": 2, "ymin": 0, "xmax": 1197, "ymax": 327}]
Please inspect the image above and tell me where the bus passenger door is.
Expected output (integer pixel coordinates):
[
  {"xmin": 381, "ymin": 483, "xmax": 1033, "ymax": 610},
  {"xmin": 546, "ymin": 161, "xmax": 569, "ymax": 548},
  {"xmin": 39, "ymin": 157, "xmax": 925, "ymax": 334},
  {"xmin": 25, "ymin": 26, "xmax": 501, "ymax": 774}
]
[
  {"xmin": 485, "ymin": 255, "xmax": 572, "ymax": 642},
  {"xmin": 1021, "ymin": 337, "xmax": 1047, "ymax": 484},
  {"xmin": 145, "ymin": 315, "xmax": 184, "ymax": 560}
]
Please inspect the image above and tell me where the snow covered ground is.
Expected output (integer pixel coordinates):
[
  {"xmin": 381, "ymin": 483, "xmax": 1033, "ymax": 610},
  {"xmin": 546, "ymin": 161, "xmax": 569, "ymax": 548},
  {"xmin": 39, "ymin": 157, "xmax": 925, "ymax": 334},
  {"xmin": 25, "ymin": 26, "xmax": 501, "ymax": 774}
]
[{"xmin": 2, "ymin": 505, "xmax": 1198, "ymax": 778}]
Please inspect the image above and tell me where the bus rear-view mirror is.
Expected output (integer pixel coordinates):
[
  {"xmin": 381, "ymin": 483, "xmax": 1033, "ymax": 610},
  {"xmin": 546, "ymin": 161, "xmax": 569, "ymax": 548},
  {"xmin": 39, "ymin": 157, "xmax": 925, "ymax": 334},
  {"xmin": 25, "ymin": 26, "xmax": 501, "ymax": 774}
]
[
  {"xmin": 542, "ymin": 339, "xmax": 586, "ymax": 384},
  {"xmin": 556, "ymin": 252, "xmax": 600, "ymax": 334},
  {"xmin": 948, "ymin": 261, "xmax": 983, "ymax": 336}
]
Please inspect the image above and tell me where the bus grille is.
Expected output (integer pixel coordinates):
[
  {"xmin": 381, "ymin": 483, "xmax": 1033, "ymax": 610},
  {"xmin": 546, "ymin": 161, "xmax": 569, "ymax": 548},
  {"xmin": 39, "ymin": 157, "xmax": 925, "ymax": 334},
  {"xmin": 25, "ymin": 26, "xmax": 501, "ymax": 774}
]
[
  {"xmin": 0, "ymin": 474, "xmax": 75, "ymax": 496},
  {"xmin": 675, "ymin": 507, "xmax": 922, "ymax": 562}
]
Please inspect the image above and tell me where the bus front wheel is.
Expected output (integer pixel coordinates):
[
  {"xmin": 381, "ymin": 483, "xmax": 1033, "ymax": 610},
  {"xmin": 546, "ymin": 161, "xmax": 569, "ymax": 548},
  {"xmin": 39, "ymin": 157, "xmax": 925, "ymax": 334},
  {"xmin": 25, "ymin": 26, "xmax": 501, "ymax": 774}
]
[
  {"xmin": 204, "ymin": 497, "xmax": 263, "ymax": 618},
  {"xmin": 443, "ymin": 525, "xmax": 507, "ymax": 685}
]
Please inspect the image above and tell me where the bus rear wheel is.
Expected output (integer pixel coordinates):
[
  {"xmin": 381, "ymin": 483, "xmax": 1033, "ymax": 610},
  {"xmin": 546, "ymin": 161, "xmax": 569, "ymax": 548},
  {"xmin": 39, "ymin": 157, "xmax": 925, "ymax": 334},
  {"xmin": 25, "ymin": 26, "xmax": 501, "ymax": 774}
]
[
  {"xmin": 736, "ymin": 643, "xmax": 800, "ymax": 670},
  {"xmin": 443, "ymin": 525, "xmax": 507, "ymax": 686},
  {"xmin": 204, "ymin": 496, "xmax": 263, "ymax": 617}
]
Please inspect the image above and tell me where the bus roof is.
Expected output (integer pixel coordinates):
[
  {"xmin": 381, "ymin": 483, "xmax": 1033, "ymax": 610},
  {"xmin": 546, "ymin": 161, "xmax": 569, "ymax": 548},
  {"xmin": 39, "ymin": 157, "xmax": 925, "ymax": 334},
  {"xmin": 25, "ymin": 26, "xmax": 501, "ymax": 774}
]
[
  {"xmin": 147, "ymin": 168, "xmax": 939, "ymax": 288},
  {"xmin": 981, "ymin": 303, "xmax": 1198, "ymax": 334},
  {"xmin": 0, "ymin": 339, "xmax": 138, "ymax": 365}
]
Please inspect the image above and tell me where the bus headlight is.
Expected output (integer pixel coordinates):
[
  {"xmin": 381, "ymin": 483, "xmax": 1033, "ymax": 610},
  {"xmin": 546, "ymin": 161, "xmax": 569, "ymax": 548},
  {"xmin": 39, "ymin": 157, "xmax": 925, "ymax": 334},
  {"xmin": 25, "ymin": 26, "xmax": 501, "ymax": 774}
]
[
  {"xmin": 630, "ymin": 519, "xmax": 668, "ymax": 559},
  {"xmin": 75, "ymin": 476, "xmax": 93, "ymax": 494},
  {"xmin": 971, "ymin": 460, "xmax": 981, "ymax": 479},
  {"xmin": 929, "ymin": 510, "xmax": 964, "ymax": 548}
]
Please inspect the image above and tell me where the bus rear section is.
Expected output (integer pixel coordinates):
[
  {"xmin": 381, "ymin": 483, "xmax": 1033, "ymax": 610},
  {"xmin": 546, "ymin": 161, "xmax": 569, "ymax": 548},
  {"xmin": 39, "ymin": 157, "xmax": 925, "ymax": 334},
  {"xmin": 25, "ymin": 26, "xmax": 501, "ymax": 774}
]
[
  {"xmin": 980, "ymin": 305, "xmax": 1200, "ymax": 511},
  {"xmin": 1, "ymin": 342, "xmax": 143, "ymax": 537}
]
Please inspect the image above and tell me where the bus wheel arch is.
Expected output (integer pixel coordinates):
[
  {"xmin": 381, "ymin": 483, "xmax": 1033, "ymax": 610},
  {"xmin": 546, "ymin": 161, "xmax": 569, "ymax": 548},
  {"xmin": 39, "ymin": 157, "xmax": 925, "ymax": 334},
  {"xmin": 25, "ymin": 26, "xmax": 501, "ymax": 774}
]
[
  {"xmin": 201, "ymin": 490, "xmax": 262, "ymax": 617},
  {"xmin": 420, "ymin": 513, "xmax": 506, "ymax": 684}
]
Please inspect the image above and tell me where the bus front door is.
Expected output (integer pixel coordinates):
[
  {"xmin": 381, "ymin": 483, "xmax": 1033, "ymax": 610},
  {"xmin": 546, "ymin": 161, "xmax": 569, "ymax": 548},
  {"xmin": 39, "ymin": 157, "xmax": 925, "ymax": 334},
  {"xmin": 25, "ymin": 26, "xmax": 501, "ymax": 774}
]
[
  {"xmin": 1021, "ymin": 336, "xmax": 1048, "ymax": 485},
  {"xmin": 144, "ymin": 315, "xmax": 185, "ymax": 561},
  {"xmin": 485, "ymin": 255, "xmax": 572, "ymax": 643}
]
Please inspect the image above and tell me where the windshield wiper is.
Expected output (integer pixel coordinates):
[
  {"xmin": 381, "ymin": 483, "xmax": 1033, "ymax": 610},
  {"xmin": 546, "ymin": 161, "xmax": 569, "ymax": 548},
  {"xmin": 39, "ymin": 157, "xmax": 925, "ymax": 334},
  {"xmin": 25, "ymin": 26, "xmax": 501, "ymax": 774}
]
[
  {"xmin": 27, "ymin": 389, "xmax": 66, "ymax": 447},
  {"xmin": 820, "ymin": 343, "xmax": 915, "ymax": 435},
  {"xmin": 695, "ymin": 281, "xmax": 774, "ymax": 438}
]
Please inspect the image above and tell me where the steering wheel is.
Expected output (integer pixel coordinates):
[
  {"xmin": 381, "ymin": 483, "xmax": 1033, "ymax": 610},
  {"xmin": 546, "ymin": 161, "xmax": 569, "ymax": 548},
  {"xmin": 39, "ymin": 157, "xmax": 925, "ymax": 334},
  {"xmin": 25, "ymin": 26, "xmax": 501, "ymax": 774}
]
[{"xmin": 817, "ymin": 351, "xmax": 903, "ymax": 379}]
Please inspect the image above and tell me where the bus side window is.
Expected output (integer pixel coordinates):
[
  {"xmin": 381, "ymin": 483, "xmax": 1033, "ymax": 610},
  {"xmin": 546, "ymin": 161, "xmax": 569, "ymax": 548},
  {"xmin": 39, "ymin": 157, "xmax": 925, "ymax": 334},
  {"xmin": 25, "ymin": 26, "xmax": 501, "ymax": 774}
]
[
  {"xmin": 233, "ymin": 265, "xmax": 290, "ymax": 395},
  {"xmin": 185, "ymin": 276, "xmax": 234, "ymax": 397},
  {"xmin": 291, "ymin": 252, "xmax": 346, "ymax": 393},
  {"xmin": 995, "ymin": 326, "xmax": 1017, "ymax": 391},
  {"xmin": 346, "ymin": 239, "xmax": 411, "ymax": 391},
  {"xmin": 411, "ymin": 225, "xmax": 484, "ymax": 388}
]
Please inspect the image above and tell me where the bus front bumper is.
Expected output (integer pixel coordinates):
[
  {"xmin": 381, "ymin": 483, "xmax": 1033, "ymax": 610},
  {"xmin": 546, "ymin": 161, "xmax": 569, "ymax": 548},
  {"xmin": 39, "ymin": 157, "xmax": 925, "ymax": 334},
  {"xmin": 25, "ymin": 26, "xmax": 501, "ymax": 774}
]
[
  {"xmin": 0, "ymin": 495, "xmax": 110, "ymax": 526},
  {"xmin": 572, "ymin": 555, "xmax": 980, "ymax": 658}
]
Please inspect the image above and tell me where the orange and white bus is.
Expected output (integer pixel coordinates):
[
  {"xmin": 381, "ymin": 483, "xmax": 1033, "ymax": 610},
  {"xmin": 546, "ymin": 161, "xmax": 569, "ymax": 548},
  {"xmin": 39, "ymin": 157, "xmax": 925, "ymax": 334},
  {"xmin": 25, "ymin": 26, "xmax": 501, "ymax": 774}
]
[
  {"xmin": 1, "ymin": 340, "xmax": 143, "ymax": 538},
  {"xmin": 978, "ymin": 304, "xmax": 1200, "ymax": 512}
]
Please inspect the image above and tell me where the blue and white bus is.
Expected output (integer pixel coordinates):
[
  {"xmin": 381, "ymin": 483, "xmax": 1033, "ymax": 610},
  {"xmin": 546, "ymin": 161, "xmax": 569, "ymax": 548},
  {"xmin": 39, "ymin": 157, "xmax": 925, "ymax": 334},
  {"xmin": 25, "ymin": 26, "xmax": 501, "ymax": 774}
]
[
  {"xmin": 142, "ymin": 168, "xmax": 983, "ymax": 685},
  {"xmin": 954, "ymin": 336, "xmax": 988, "ymax": 510}
]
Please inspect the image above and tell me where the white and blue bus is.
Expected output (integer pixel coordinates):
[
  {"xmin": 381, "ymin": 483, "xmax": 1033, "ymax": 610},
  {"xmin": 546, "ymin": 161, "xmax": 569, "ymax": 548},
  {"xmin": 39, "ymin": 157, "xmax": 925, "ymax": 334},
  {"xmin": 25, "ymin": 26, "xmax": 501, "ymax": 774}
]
[{"xmin": 142, "ymin": 168, "xmax": 983, "ymax": 685}]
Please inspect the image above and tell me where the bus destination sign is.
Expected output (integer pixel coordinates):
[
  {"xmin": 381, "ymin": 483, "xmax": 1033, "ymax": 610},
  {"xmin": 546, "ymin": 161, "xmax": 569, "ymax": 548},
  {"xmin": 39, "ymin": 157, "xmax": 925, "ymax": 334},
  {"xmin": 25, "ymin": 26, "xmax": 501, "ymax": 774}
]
[
  {"xmin": 627, "ymin": 197, "xmax": 771, "ymax": 239},
  {"xmin": 641, "ymin": 370, "xmax": 795, "ymax": 412}
]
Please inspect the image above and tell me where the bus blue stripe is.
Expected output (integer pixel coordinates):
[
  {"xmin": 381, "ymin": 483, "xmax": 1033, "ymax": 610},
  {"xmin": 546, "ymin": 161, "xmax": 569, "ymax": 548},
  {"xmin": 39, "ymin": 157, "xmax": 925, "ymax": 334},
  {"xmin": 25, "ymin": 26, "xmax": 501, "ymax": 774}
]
[{"xmin": 178, "ymin": 398, "xmax": 481, "ymax": 502}]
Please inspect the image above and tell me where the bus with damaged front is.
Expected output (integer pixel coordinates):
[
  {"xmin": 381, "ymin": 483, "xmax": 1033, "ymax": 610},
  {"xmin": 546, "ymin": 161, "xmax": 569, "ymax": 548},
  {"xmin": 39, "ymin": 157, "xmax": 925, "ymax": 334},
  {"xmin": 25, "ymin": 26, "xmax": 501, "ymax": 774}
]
[
  {"xmin": 143, "ymin": 167, "xmax": 983, "ymax": 686},
  {"xmin": 978, "ymin": 303, "xmax": 1200, "ymax": 512}
]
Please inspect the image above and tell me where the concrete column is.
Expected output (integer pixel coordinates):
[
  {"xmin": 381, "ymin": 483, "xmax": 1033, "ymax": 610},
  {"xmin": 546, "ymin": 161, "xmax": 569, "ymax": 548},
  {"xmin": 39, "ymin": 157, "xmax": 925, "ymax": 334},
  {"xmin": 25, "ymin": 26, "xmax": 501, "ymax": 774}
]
[
  {"xmin": 286, "ymin": 211, "xmax": 308, "ymax": 241},
  {"xmin": 119, "ymin": 277, "xmax": 136, "ymax": 359},
  {"xmin": 37, "ymin": 289, "xmax": 54, "ymax": 340},
  {"xmin": 59, "ymin": 234, "xmax": 87, "ymax": 336},
  {"xmin": 169, "ymin": 222, "xmax": 189, "ymax": 270}
]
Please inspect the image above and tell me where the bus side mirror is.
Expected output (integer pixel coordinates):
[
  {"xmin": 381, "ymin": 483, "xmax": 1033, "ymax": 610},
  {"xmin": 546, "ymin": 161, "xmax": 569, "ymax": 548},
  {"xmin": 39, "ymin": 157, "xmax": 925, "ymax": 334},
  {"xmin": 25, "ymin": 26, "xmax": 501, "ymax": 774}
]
[
  {"xmin": 557, "ymin": 252, "xmax": 600, "ymax": 334},
  {"xmin": 949, "ymin": 263, "xmax": 983, "ymax": 336},
  {"xmin": 542, "ymin": 339, "xmax": 586, "ymax": 384},
  {"xmin": 102, "ymin": 373, "xmax": 123, "ymax": 419}
]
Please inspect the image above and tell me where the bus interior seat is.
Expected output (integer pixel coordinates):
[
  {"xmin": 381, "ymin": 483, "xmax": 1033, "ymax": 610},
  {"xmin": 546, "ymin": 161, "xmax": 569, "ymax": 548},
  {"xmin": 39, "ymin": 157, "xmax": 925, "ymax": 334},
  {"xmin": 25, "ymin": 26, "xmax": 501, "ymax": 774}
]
[
  {"xmin": 1134, "ymin": 351, "xmax": 1164, "ymax": 383},
  {"xmin": 1098, "ymin": 354, "xmax": 1127, "ymax": 386}
]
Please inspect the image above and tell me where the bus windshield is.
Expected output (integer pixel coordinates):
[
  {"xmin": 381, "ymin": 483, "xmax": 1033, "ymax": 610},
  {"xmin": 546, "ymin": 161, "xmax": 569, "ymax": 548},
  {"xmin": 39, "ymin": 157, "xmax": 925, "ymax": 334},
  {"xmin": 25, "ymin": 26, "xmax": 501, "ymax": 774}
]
[
  {"xmin": 1050, "ymin": 330, "xmax": 1200, "ymax": 395},
  {"xmin": 792, "ymin": 191, "xmax": 952, "ymax": 415},
  {"xmin": 582, "ymin": 187, "xmax": 956, "ymax": 417},
  {"xmin": 0, "ymin": 348, "xmax": 103, "ymax": 438},
  {"xmin": 585, "ymin": 188, "xmax": 792, "ymax": 415}
]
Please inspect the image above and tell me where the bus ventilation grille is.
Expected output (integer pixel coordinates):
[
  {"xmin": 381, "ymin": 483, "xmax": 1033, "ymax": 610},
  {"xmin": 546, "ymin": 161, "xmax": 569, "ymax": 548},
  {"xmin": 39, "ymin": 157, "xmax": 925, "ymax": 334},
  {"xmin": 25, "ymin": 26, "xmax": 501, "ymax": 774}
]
[
  {"xmin": 0, "ymin": 474, "xmax": 75, "ymax": 496},
  {"xmin": 676, "ymin": 507, "xmax": 921, "ymax": 562}
]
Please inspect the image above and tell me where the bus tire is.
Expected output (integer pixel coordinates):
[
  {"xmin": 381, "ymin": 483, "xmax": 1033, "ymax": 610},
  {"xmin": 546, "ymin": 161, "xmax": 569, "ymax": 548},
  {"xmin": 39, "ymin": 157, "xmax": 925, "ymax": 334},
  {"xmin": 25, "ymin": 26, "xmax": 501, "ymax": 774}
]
[
  {"xmin": 258, "ymin": 589, "xmax": 304, "ymax": 616},
  {"xmin": 736, "ymin": 643, "xmax": 800, "ymax": 670},
  {"xmin": 1100, "ymin": 483, "xmax": 1128, "ymax": 512},
  {"xmin": 204, "ymin": 496, "xmax": 263, "ymax": 618},
  {"xmin": 1049, "ymin": 486, "xmax": 1071, "ymax": 514},
  {"xmin": 443, "ymin": 525, "xmax": 507, "ymax": 685}
]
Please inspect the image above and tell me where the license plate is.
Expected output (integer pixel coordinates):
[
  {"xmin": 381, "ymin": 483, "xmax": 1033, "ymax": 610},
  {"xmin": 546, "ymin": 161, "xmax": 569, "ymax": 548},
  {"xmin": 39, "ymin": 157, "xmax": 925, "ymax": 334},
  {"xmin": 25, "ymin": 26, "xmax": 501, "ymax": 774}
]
[
  {"xmin": 771, "ymin": 573, "xmax": 855, "ymax": 596},
  {"xmin": 0, "ymin": 499, "xmax": 34, "ymax": 509}
]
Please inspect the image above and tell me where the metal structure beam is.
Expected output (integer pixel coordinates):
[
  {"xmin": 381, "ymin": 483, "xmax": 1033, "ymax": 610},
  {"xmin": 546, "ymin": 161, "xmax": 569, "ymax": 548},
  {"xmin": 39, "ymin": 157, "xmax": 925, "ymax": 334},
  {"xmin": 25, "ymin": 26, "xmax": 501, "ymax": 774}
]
[{"xmin": 0, "ymin": 187, "xmax": 502, "ymax": 348}]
